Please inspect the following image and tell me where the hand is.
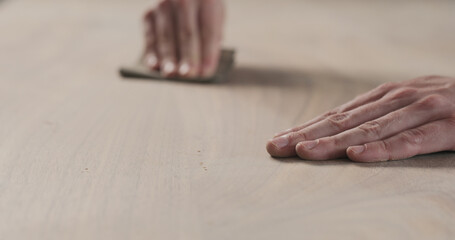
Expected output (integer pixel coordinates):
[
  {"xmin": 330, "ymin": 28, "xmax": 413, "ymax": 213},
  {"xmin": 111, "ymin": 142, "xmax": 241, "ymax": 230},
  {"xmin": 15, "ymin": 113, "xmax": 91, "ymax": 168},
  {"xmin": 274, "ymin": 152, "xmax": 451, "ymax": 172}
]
[
  {"xmin": 267, "ymin": 76, "xmax": 455, "ymax": 162},
  {"xmin": 143, "ymin": 0, "xmax": 225, "ymax": 78}
]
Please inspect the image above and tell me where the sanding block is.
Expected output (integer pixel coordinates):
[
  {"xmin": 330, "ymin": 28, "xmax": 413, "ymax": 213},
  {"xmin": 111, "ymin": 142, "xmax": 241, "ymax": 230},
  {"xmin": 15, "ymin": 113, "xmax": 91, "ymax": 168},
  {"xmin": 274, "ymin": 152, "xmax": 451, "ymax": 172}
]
[{"xmin": 119, "ymin": 49, "xmax": 235, "ymax": 82}]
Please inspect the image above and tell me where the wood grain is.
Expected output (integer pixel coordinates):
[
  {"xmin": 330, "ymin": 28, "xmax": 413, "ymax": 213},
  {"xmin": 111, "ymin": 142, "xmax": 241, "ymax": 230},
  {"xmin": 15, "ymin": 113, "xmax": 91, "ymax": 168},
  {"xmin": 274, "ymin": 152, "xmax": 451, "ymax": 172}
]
[{"xmin": 0, "ymin": 0, "xmax": 454, "ymax": 239}]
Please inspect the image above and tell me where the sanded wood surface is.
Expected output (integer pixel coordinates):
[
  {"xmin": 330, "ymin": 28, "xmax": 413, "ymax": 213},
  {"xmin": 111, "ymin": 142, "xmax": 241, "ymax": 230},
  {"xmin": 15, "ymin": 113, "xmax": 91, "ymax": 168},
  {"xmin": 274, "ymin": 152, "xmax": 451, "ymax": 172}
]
[{"xmin": 1, "ymin": 0, "xmax": 455, "ymax": 239}]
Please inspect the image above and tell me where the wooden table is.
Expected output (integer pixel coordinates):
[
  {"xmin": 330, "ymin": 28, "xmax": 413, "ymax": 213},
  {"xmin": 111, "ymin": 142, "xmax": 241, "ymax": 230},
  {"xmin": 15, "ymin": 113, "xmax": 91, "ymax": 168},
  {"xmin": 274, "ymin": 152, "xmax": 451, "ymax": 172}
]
[{"xmin": 1, "ymin": 0, "xmax": 455, "ymax": 239}]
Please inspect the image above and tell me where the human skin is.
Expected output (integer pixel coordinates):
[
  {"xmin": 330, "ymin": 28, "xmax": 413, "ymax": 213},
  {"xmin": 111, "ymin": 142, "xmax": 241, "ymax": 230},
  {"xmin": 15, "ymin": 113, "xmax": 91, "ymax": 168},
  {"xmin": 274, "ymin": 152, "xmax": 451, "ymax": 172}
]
[
  {"xmin": 143, "ymin": 3, "xmax": 455, "ymax": 163},
  {"xmin": 267, "ymin": 76, "xmax": 455, "ymax": 162},
  {"xmin": 143, "ymin": 0, "xmax": 225, "ymax": 78}
]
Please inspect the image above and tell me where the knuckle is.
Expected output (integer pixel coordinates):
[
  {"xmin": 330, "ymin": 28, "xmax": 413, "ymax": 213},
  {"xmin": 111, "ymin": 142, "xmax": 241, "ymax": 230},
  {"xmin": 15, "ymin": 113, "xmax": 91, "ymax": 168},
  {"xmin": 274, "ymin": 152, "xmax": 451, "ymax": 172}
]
[
  {"xmin": 402, "ymin": 129, "xmax": 425, "ymax": 145},
  {"xmin": 417, "ymin": 94, "xmax": 447, "ymax": 110},
  {"xmin": 329, "ymin": 112, "xmax": 349, "ymax": 122},
  {"xmin": 400, "ymin": 129, "xmax": 425, "ymax": 155},
  {"xmin": 327, "ymin": 112, "xmax": 351, "ymax": 130},
  {"xmin": 358, "ymin": 120, "xmax": 383, "ymax": 139},
  {"xmin": 378, "ymin": 140, "xmax": 392, "ymax": 161},
  {"xmin": 293, "ymin": 131, "xmax": 310, "ymax": 142},
  {"xmin": 331, "ymin": 136, "xmax": 343, "ymax": 147},
  {"xmin": 323, "ymin": 109, "xmax": 339, "ymax": 118}
]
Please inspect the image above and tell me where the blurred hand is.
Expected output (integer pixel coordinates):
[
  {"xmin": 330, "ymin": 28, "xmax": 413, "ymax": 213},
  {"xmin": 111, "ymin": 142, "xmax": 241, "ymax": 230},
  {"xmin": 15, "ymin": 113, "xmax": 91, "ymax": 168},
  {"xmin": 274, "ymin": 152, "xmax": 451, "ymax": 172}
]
[
  {"xmin": 143, "ymin": 0, "xmax": 225, "ymax": 78},
  {"xmin": 267, "ymin": 76, "xmax": 455, "ymax": 162}
]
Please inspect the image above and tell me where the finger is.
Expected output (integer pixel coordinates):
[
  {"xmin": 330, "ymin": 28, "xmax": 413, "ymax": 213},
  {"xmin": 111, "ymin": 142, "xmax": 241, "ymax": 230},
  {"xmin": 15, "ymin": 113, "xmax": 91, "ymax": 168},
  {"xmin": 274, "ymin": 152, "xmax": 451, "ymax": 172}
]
[
  {"xmin": 346, "ymin": 118, "xmax": 455, "ymax": 162},
  {"xmin": 273, "ymin": 82, "xmax": 400, "ymax": 138},
  {"xmin": 199, "ymin": 0, "xmax": 224, "ymax": 78},
  {"xmin": 156, "ymin": 0, "xmax": 178, "ymax": 77},
  {"xmin": 295, "ymin": 95, "xmax": 453, "ymax": 160},
  {"xmin": 267, "ymin": 89, "xmax": 416, "ymax": 157},
  {"xmin": 143, "ymin": 9, "xmax": 159, "ymax": 70},
  {"xmin": 174, "ymin": 0, "xmax": 201, "ymax": 78}
]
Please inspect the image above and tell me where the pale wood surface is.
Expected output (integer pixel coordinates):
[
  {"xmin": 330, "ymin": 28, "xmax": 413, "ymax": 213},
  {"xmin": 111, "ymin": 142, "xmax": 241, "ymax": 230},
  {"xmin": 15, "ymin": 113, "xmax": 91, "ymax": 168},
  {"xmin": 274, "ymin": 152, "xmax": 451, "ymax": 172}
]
[{"xmin": 1, "ymin": 0, "xmax": 455, "ymax": 239}]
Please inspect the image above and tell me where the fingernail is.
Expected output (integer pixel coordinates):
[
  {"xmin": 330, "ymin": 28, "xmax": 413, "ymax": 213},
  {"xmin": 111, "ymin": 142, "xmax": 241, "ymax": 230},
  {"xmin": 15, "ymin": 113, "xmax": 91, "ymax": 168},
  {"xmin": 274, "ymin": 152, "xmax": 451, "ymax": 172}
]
[
  {"xmin": 271, "ymin": 135, "xmax": 289, "ymax": 149},
  {"xmin": 145, "ymin": 54, "xmax": 157, "ymax": 68},
  {"xmin": 301, "ymin": 140, "xmax": 319, "ymax": 150},
  {"xmin": 163, "ymin": 61, "xmax": 175, "ymax": 76},
  {"xmin": 179, "ymin": 63, "xmax": 190, "ymax": 76},
  {"xmin": 349, "ymin": 145, "xmax": 365, "ymax": 154}
]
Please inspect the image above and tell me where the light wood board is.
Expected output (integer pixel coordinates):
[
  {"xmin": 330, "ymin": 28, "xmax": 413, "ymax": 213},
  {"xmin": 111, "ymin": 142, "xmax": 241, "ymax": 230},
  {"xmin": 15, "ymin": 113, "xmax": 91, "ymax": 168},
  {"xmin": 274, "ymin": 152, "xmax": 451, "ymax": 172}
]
[{"xmin": 0, "ymin": 0, "xmax": 455, "ymax": 239}]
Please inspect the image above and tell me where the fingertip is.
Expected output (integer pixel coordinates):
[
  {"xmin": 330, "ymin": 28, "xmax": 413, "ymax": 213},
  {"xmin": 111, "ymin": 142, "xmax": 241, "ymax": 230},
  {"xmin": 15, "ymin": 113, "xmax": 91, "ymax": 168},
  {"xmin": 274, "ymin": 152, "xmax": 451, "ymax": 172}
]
[
  {"xmin": 178, "ymin": 63, "xmax": 190, "ymax": 77},
  {"xmin": 178, "ymin": 62, "xmax": 199, "ymax": 78},
  {"xmin": 161, "ymin": 61, "xmax": 177, "ymax": 77},
  {"xmin": 266, "ymin": 135, "xmax": 295, "ymax": 157},
  {"xmin": 295, "ymin": 141, "xmax": 319, "ymax": 160},
  {"xmin": 266, "ymin": 139, "xmax": 279, "ymax": 156},
  {"xmin": 296, "ymin": 139, "xmax": 342, "ymax": 161},
  {"xmin": 346, "ymin": 145, "xmax": 366, "ymax": 162},
  {"xmin": 200, "ymin": 57, "xmax": 218, "ymax": 78},
  {"xmin": 145, "ymin": 54, "xmax": 159, "ymax": 70},
  {"xmin": 347, "ymin": 145, "xmax": 387, "ymax": 163},
  {"xmin": 295, "ymin": 142, "xmax": 306, "ymax": 159},
  {"xmin": 348, "ymin": 145, "xmax": 365, "ymax": 155},
  {"xmin": 201, "ymin": 64, "xmax": 217, "ymax": 78}
]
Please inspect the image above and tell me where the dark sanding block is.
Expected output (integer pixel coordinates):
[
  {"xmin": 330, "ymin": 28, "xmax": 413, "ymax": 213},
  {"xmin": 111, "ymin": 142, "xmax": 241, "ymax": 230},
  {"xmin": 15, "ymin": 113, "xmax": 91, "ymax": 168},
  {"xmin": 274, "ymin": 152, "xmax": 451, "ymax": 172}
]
[{"xmin": 119, "ymin": 49, "xmax": 235, "ymax": 82}]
